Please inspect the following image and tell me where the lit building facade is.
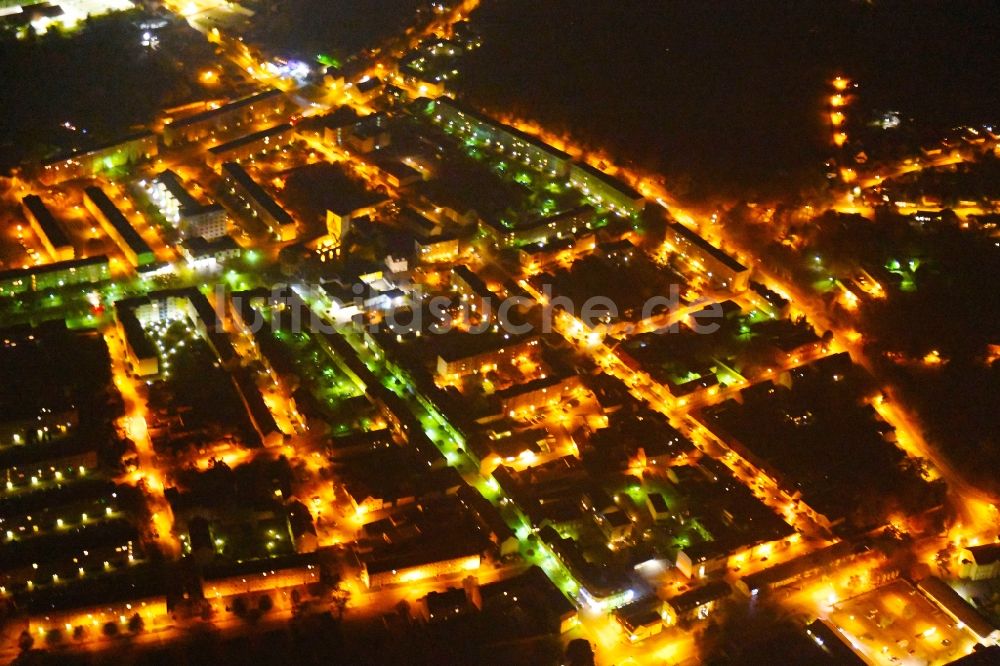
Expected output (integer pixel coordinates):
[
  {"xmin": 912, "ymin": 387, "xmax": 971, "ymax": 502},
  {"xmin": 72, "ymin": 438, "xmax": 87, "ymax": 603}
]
[
  {"xmin": 83, "ymin": 187, "xmax": 156, "ymax": 267},
  {"xmin": 22, "ymin": 195, "xmax": 73, "ymax": 262},
  {"xmin": 39, "ymin": 132, "xmax": 158, "ymax": 185},
  {"xmin": 427, "ymin": 97, "xmax": 572, "ymax": 177},
  {"xmin": 568, "ymin": 162, "xmax": 646, "ymax": 218},
  {"xmin": 665, "ymin": 222, "xmax": 749, "ymax": 292},
  {"xmin": 0, "ymin": 255, "xmax": 109, "ymax": 298},
  {"xmin": 481, "ymin": 205, "xmax": 595, "ymax": 249},
  {"xmin": 206, "ymin": 123, "xmax": 295, "ymax": 169},
  {"xmin": 162, "ymin": 89, "xmax": 287, "ymax": 147},
  {"xmin": 220, "ymin": 162, "xmax": 296, "ymax": 241}
]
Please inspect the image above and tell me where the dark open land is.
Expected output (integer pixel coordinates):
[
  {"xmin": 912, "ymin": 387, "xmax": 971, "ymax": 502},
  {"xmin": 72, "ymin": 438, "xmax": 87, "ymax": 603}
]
[
  {"xmin": 244, "ymin": 0, "xmax": 426, "ymax": 60},
  {"xmin": 0, "ymin": 10, "xmax": 215, "ymax": 170},
  {"xmin": 459, "ymin": 0, "xmax": 1000, "ymax": 202}
]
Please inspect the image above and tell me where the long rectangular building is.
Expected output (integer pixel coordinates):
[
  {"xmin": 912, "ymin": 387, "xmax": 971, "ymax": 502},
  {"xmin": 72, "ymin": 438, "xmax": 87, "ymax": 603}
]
[
  {"xmin": 917, "ymin": 576, "xmax": 1000, "ymax": 644},
  {"xmin": 804, "ymin": 620, "xmax": 868, "ymax": 665},
  {"xmin": 361, "ymin": 535, "xmax": 484, "ymax": 589},
  {"xmin": 737, "ymin": 540, "xmax": 867, "ymax": 596},
  {"xmin": 427, "ymin": 97, "xmax": 572, "ymax": 177},
  {"xmin": 569, "ymin": 162, "xmax": 646, "ymax": 218},
  {"xmin": 0, "ymin": 255, "xmax": 109, "ymax": 298},
  {"xmin": 163, "ymin": 89, "xmax": 287, "ymax": 146},
  {"xmin": 665, "ymin": 222, "xmax": 749, "ymax": 292},
  {"xmin": 39, "ymin": 132, "xmax": 158, "ymax": 185},
  {"xmin": 220, "ymin": 162, "xmax": 296, "ymax": 241},
  {"xmin": 437, "ymin": 334, "xmax": 539, "ymax": 378},
  {"xmin": 83, "ymin": 186, "xmax": 155, "ymax": 267},
  {"xmin": 481, "ymin": 205, "xmax": 595, "ymax": 249},
  {"xmin": 21, "ymin": 195, "xmax": 73, "ymax": 261},
  {"xmin": 206, "ymin": 123, "xmax": 295, "ymax": 169},
  {"xmin": 114, "ymin": 299, "xmax": 159, "ymax": 377}
]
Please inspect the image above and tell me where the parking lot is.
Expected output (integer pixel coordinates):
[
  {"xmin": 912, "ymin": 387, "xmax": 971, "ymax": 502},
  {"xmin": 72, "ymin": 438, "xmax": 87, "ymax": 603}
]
[{"xmin": 828, "ymin": 579, "xmax": 978, "ymax": 665}]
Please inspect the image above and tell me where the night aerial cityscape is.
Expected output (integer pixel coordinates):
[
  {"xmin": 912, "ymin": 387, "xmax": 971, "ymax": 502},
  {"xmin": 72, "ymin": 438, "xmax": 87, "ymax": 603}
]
[{"xmin": 0, "ymin": 0, "xmax": 999, "ymax": 664}]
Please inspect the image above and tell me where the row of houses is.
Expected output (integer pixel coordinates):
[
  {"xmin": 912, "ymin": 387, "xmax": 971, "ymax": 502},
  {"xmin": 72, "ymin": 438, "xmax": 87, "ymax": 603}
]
[
  {"xmin": 21, "ymin": 195, "xmax": 73, "ymax": 262},
  {"xmin": 426, "ymin": 97, "xmax": 647, "ymax": 218},
  {"xmin": 83, "ymin": 186, "xmax": 156, "ymax": 267},
  {"xmin": 0, "ymin": 255, "xmax": 109, "ymax": 299}
]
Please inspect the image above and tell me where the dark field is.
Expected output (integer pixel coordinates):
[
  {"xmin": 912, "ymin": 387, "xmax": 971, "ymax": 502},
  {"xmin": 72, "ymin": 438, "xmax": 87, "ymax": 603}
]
[
  {"xmin": 458, "ymin": 0, "xmax": 1000, "ymax": 202},
  {"xmin": 0, "ymin": 11, "xmax": 214, "ymax": 169},
  {"xmin": 245, "ymin": 0, "xmax": 425, "ymax": 60}
]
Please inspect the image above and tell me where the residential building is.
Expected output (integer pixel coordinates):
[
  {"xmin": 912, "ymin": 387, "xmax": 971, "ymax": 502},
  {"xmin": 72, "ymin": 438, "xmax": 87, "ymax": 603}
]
[
  {"xmin": 614, "ymin": 599, "xmax": 667, "ymax": 642},
  {"xmin": 361, "ymin": 541, "xmax": 482, "ymax": 589},
  {"xmin": 21, "ymin": 195, "xmax": 73, "ymax": 261},
  {"xmin": 646, "ymin": 492, "xmax": 671, "ymax": 523},
  {"xmin": 83, "ymin": 186, "xmax": 156, "ymax": 266},
  {"xmin": 451, "ymin": 264, "xmax": 494, "ymax": 313},
  {"xmin": 568, "ymin": 162, "xmax": 646, "ymax": 217},
  {"xmin": 206, "ymin": 123, "xmax": 295, "ymax": 169},
  {"xmin": 804, "ymin": 620, "xmax": 868, "ymax": 665},
  {"xmin": 220, "ymin": 162, "xmax": 296, "ymax": 241},
  {"xmin": 917, "ymin": 576, "xmax": 1000, "ymax": 644},
  {"xmin": 414, "ymin": 233, "xmax": 461, "ymax": 264},
  {"xmin": 665, "ymin": 222, "xmax": 749, "ymax": 292},
  {"xmin": 144, "ymin": 170, "xmax": 228, "ymax": 240},
  {"xmin": 481, "ymin": 206, "xmax": 595, "ymax": 249},
  {"xmin": 179, "ymin": 235, "xmax": 242, "ymax": 269},
  {"xmin": 960, "ymin": 543, "xmax": 1000, "ymax": 581},
  {"xmin": 0, "ymin": 255, "xmax": 109, "ymax": 297},
  {"xmin": 162, "ymin": 89, "xmax": 287, "ymax": 146},
  {"xmin": 665, "ymin": 581, "xmax": 731, "ymax": 623},
  {"xmin": 497, "ymin": 374, "xmax": 585, "ymax": 417},
  {"xmin": 436, "ymin": 335, "xmax": 539, "ymax": 378},
  {"xmin": 427, "ymin": 97, "xmax": 572, "ymax": 177},
  {"xmin": 115, "ymin": 301, "xmax": 159, "ymax": 377},
  {"xmin": 39, "ymin": 132, "xmax": 157, "ymax": 184}
]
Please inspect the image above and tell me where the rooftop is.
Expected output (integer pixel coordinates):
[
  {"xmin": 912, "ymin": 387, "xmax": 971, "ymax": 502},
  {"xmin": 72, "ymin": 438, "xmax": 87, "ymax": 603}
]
[
  {"xmin": 222, "ymin": 162, "xmax": 294, "ymax": 226},
  {"xmin": 208, "ymin": 123, "xmax": 293, "ymax": 156},
  {"xmin": 572, "ymin": 161, "xmax": 644, "ymax": 200},
  {"xmin": 0, "ymin": 254, "xmax": 108, "ymax": 284},
  {"xmin": 669, "ymin": 222, "xmax": 747, "ymax": 273},
  {"xmin": 41, "ymin": 131, "xmax": 154, "ymax": 167},
  {"xmin": 22, "ymin": 194, "xmax": 71, "ymax": 249},
  {"xmin": 153, "ymin": 170, "xmax": 202, "ymax": 215},
  {"xmin": 84, "ymin": 186, "xmax": 154, "ymax": 258},
  {"xmin": 432, "ymin": 96, "xmax": 571, "ymax": 162},
  {"xmin": 167, "ymin": 89, "xmax": 284, "ymax": 130}
]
